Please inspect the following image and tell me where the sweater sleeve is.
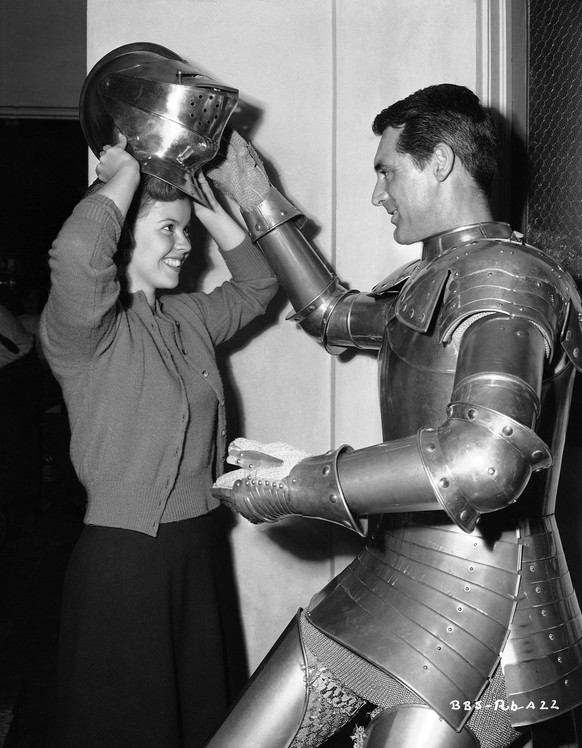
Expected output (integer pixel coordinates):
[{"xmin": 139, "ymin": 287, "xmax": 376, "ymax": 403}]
[
  {"xmin": 179, "ymin": 236, "xmax": 279, "ymax": 346},
  {"xmin": 40, "ymin": 193, "xmax": 123, "ymax": 372}
]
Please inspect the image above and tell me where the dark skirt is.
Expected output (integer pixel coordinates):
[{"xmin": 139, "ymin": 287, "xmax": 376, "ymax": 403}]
[{"xmin": 56, "ymin": 509, "xmax": 246, "ymax": 748}]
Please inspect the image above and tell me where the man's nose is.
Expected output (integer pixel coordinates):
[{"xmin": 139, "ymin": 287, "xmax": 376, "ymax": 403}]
[{"xmin": 371, "ymin": 181, "xmax": 387, "ymax": 207}]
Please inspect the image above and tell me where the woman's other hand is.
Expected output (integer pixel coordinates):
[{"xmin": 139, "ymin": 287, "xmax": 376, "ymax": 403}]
[{"xmin": 193, "ymin": 171, "xmax": 247, "ymax": 251}]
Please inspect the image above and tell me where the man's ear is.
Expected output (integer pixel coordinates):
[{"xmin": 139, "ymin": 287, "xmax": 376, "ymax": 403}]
[{"xmin": 432, "ymin": 142, "xmax": 455, "ymax": 182}]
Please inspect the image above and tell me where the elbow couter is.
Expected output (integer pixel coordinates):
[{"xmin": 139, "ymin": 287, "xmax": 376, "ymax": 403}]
[
  {"xmin": 286, "ymin": 283, "xmax": 354, "ymax": 354},
  {"xmin": 419, "ymin": 403, "xmax": 552, "ymax": 532}
]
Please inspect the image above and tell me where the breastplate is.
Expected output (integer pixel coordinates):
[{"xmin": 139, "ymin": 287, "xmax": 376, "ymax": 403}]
[{"xmin": 379, "ymin": 313, "xmax": 456, "ymax": 440}]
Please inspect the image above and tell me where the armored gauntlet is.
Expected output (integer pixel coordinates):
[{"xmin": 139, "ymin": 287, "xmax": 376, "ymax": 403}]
[{"xmin": 213, "ymin": 445, "xmax": 366, "ymax": 536}]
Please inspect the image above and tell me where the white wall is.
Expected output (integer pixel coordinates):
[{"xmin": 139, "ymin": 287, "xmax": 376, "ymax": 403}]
[{"xmin": 88, "ymin": 0, "xmax": 480, "ymax": 672}]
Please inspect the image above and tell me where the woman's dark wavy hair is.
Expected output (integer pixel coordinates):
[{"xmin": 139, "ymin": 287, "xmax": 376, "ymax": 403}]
[
  {"xmin": 85, "ymin": 174, "xmax": 188, "ymax": 273},
  {"xmin": 372, "ymin": 84, "xmax": 500, "ymax": 198}
]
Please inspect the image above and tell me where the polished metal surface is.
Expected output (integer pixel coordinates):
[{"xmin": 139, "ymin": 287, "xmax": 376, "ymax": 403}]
[
  {"xmin": 308, "ymin": 512, "xmax": 521, "ymax": 731},
  {"xmin": 503, "ymin": 515, "xmax": 582, "ymax": 726},
  {"xmin": 288, "ymin": 446, "xmax": 367, "ymax": 535},
  {"xmin": 79, "ymin": 42, "xmax": 238, "ymax": 205},
  {"xmin": 243, "ymin": 188, "xmax": 304, "ymax": 241},
  {"xmin": 204, "ymin": 616, "xmax": 308, "ymax": 747},
  {"xmin": 363, "ymin": 705, "xmax": 479, "ymax": 747}
]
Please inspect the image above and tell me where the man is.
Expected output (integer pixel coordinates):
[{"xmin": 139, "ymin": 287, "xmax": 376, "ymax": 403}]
[{"xmin": 206, "ymin": 84, "xmax": 582, "ymax": 747}]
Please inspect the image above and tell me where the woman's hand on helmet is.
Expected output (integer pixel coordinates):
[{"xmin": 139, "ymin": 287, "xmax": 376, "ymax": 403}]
[
  {"xmin": 192, "ymin": 170, "xmax": 248, "ymax": 250},
  {"xmin": 205, "ymin": 130, "xmax": 271, "ymax": 211},
  {"xmin": 95, "ymin": 134, "xmax": 139, "ymax": 185}
]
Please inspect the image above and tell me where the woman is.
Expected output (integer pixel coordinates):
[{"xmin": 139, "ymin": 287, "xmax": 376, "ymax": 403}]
[{"xmin": 40, "ymin": 137, "xmax": 277, "ymax": 747}]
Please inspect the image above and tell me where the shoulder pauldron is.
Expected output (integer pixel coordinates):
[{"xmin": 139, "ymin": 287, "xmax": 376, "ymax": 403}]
[{"xmin": 385, "ymin": 238, "xmax": 582, "ymax": 370}]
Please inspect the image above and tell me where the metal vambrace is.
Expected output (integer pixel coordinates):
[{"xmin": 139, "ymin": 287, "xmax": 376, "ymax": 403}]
[
  {"xmin": 241, "ymin": 187, "xmax": 354, "ymax": 354},
  {"xmin": 234, "ymin": 446, "xmax": 367, "ymax": 536},
  {"xmin": 332, "ymin": 409, "xmax": 552, "ymax": 534}
]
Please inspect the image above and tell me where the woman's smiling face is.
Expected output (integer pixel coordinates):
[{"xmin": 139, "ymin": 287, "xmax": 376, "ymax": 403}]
[{"xmin": 126, "ymin": 197, "xmax": 192, "ymax": 304}]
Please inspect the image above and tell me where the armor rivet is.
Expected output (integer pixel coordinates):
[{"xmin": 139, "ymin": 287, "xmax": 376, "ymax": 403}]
[
  {"xmin": 535, "ymin": 586, "xmax": 542, "ymax": 594},
  {"xmin": 574, "ymin": 348, "xmax": 580, "ymax": 358},
  {"xmin": 542, "ymin": 610, "xmax": 547, "ymax": 616},
  {"xmin": 322, "ymin": 466, "xmax": 331, "ymax": 476},
  {"xmin": 248, "ymin": 463, "xmax": 253, "ymax": 469},
  {"xmin": 457, "ymin": 606, "xmax": 463, "ymax": 612},
  {"xmin": 329, "ymin": 494, "xmax": 338, "ymax": 503},
  {"xmin": 469, "ymin": 566, "xmax": 474, "ymax": 572},
  {"xmin": 530, "ymin": 565, "xmax": 535, "ymax": 571},
  {"xmin": 436, "ymin": 646, "xmax": 442, "ymax": 650},
  {"xmin": 402, "ymin": 303, "xmax": 407, "ymax": 311},
  {"xmin": 565, "ymin": 679, "xmax": 569, "ymax": 685},
  {"xmin": 423, "ymin": 665, "xmax": 428, "ymax": 670},
  {"xmin": 502, "ymin": 425, "xmax": 513, "ymax": 437},
  {"xmin": 488, "ymin": 467, "xmax": 495, "ymax": 475},
  {"xmin": 464, "ymin": 586, "xmax": 470, "ymax": 592},
  {"xmin": 408, "ymin": 309, "xmax": 415, "ymax": 318},
  {"xmin": 255, "ymin": 224, "xmax": 262, "ymax": 231},
  {"xmin": 447, "ymin": 626, "xmax": 453, "ymax": 633},
  {"xmin": 467, "ymin": 409, "xmax": 477, "ymax": 420},
  {"xmin": 558, "ymin": 657, "xmax": 563, "ymax": 663},
  {"xmin": 549, "ymin": 634, "xmax": 555, "ymax": 640},
  {"xmin": 439, "ymin": 478, "xmax": 450, "ymax": 489},
  {"xmin": 291, "ymin": 479, "xmax": 295, "ymax": 484},
  {"xmin": 419, "ymin": 313, "xmax": 425, "ymax": 322}
]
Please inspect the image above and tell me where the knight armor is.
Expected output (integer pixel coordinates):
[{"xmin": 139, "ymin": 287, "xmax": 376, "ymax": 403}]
[{"xmin": 207, "ymin": 192, "xmax": 582, "ymax": 746}]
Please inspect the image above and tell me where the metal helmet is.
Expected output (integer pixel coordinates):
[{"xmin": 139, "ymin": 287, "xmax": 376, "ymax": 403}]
[{"xmin": 79, "ymin": 42, "xmax": 238, "ymax": 205}]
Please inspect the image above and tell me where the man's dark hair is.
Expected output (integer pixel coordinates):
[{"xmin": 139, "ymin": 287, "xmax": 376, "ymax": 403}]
[{"xmin": 372, "ymin": 84, "xmax": 499, "ymax": 197}]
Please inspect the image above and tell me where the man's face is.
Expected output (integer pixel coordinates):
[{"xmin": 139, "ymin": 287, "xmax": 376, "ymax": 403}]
[{"xmin": 372, "ymin": 127, "xmax": 440, "ymax": 245}]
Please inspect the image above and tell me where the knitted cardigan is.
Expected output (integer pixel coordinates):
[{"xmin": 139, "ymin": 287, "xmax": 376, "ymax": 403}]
[{"xmin": 40, "ymin": 192, "xmax": 277, "ymax": 536}]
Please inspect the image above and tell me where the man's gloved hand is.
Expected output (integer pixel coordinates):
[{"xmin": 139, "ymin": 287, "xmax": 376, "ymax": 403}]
[
  {"xmin": 212, "ymin": 439, "xmax": 365, "ymax": 535},
  {"xmin": 212, "ymin": 475, "xmax": 292, "ymax": 525},
  {"xmin": 205, "ymin": 129, "xmax": 271, "ymax": 211},
  {"xmin": 212, "ymin": 438, "xmax": 310, "ymax": 524}
]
